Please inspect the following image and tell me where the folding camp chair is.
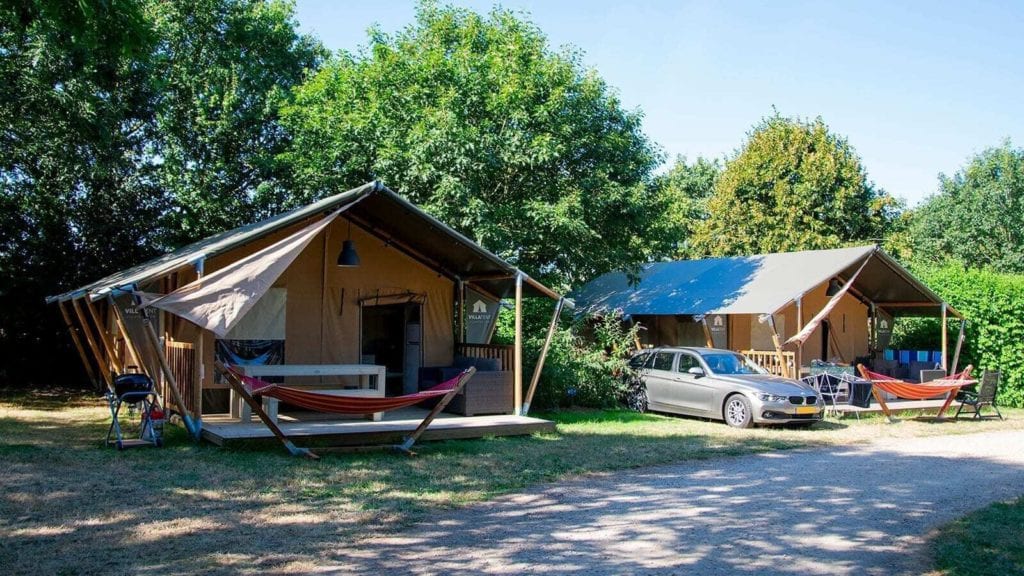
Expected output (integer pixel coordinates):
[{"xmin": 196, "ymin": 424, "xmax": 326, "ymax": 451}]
[{"xmin": 955, "ymin": 370, "xmax": 1004, "ymax": 420}]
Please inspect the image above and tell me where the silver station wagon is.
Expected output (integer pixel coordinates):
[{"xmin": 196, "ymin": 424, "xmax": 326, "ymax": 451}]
[{"xmin": 627, "ymin": 347, "xmax": 823, "ymax": 428}]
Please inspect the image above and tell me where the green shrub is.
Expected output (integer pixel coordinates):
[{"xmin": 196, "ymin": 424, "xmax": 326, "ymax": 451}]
[
  {"xmin": 891, "ymin": 265, "xmax": 1024, "ymax": 407},
  {"xmin": 524, "ymin": 312, "xmax": 639, "ymax": 410}
]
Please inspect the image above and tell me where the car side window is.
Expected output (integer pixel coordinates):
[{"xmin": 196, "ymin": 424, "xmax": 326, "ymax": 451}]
[
  {"xmin": 628, "ymin": 352, "xmax": 650, "ymax": 369},
  {"xmin": 676, "ymin": 353, "xmax": 700, "ymax": 373},
  {"xmin": 651, "ymin": 352, "xmax": 675, "ymax": 372}
]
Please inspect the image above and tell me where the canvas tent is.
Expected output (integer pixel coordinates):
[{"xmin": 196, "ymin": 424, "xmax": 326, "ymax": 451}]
[
  {"xmin": 48, "ymin": 181, "xmax": 565, "ymax": 439},
  {"xmin": 572, "ymin": 245, "xmax": 962, "ymax": 377}
]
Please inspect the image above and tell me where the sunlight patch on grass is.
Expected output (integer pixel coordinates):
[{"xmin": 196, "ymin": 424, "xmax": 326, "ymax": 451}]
[{"xmin": 931, "ymin": 496, "xmax": 1024, "ymax": 576}]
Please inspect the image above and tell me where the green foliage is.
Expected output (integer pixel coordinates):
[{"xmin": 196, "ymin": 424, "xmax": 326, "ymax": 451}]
[
  {"xmin": 910, "ymin": 141, "xmax": 1024, "ymax": 273},
  {"xmin": 691, "ymin": 113, "xmax": 898, "ymax": 256},
  {"xmin": 524, "ymin": 312, "xmax": 639, "ymax": 410},
  {"xmin": 890, "ymin": 265, "xmax": 1024, "ymax": 408},
  {"xmin": 651, "ymin": 155, "xmax": 721, "ymax": 258},
  {"xmin": 279, "ymin": 2, "xmax": 672, "ymax": 288},
  {"xmin": 146, "ymin": 0, "xmax": 327, "ymax": 245},
  {"xmin": 0, "ymin": 0, "xmax": 163, "ymax": 385}
]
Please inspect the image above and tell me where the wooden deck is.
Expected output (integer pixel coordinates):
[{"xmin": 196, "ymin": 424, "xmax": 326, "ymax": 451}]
[
  {"xmin": 832, "ymin": 398, "xmax": 952, "ymax": 416},
  {"xmin": 200, "ymin": 407, "xmax": 556, "ymax": 447}
]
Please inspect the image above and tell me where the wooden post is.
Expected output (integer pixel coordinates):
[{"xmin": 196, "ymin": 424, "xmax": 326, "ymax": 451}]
[
  {"xmin": 71, "ymin": 297, "xmax": 113, "ymax": 390},
  {"xmin": 84, "ymin": 296, "xmax": 122, "ymax": 375},
  {"xmin": 107, "ymin": 296, "xmax": 144, "ymax": 373},
  {"xmin": 523, "ymin": 298, "xmax": 565, "ymax": 415},
  {"xmin": 765, "ymin": 315, "xmax": 789, "ymax": 379},
  {"xmin": 457, "ymin": 279, "xmax": 465, "ymax": 344},
  {"xmin": 950, "ymin": 319, "xmax": 966, "ymax": 375},
  {"xmin": 193, "ymin": 259, "xmax": 205, "ymax": 422},
  {"xmin": 58, "ymin": 300, "xmax": 101, "ymax": 390},
  {"xmin": 513, "ymin": 272, "xmax": 523, "ymax": 414},
  {"xmin": 795, "ymin": 297, "xmax": 803, "ymax": 376},
  {"xmin": 940, "ymin": 302, "xmax": 948, "ymax": 372},
  {"xmin": 141, "ymin": 312, "xmax": 199, "ymax": 440},
  {"xmin": 700, "ymin": 316, "xmax": 714, "ymax": 348}
]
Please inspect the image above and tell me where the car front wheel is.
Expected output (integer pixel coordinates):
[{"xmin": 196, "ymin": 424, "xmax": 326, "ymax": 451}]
[
  {"xmin": 626, "ymin": 382, "xmax": 649, "ymax": 413},
  {"xmin": 724, "ymin": 394, "xmax": 754, "ymax": 428}
]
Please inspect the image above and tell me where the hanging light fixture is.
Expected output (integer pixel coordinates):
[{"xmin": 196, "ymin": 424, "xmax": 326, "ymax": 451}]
[
  {"xmin": 825, "ymin": 278, "xmax": 842, "ymax": 296},
  {"xmin": 337, "ymin": 219, "xmax": 360, "ymax": 267}
]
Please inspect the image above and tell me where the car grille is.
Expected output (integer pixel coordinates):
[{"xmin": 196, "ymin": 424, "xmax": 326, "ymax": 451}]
[{"xmin": 787, "ymin": 395, "xmax": 817, "ymax": 405}]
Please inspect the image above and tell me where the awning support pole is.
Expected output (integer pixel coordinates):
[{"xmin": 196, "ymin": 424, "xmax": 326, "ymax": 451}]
[
  {"xmin": 107, "ymin": 295, "xmax": 144, "ymax": 373},
  {"xmin": 941, "ymin": 302, "xmax": 949, "ymax": 372},
  {"xmin": 58, "ymin": 300, "xmax": 101, "ymax": 390},
  {"xmin": 523, "ymin": 297, "xmax": 565, "ymax": 416},
  {"xmin": 71, "ymin": 298, "xmax": 113, "ymax": 391},
  {"xmin": 140, "ymin": 309, "xmax": 200, "ymax": 441},
  {"xmin": 513, "ymin": 272, "xmax": 524, "ymax": 414},
  {"xmin": 700, "ymin": 316, "xmax": 714, "ymax": 348},
  {"xmin": 795, "ymin": 297, "xmax": 803, "ymax": 374},
  {"xmin": 84, "ymin": 296, "xmax": 122, "ymax": 375},
  {"xmin": 950, "ymin": 319, "xmax": 967, "ymax": 375},
  {"xmin": 765, "ymin": 314, "xmax": 789, "ymax": 379}
]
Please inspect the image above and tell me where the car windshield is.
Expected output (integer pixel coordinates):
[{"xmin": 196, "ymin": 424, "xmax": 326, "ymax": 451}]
[{"xmin": 700, "ymin": 352, "xmax": 766, "ymax": 375}]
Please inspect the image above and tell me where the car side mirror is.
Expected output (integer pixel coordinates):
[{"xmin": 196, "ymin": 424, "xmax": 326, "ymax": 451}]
[{"xmin": 688, "ymin": 366, "xmax": 705, "ymax": 378}]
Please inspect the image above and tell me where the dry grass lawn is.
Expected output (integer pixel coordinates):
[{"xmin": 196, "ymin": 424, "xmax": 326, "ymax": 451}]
[{"xmin": 2, "ymin": 389, "xmax": 1021, "ymax": 575}]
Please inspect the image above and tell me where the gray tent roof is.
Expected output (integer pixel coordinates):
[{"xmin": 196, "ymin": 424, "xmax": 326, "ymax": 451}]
[
  {"xmin": 572, "ymin": 245, "xmax": 957, "ymax": 318},
  {"xmin": 49, "ymin": 181, "xmax": 559, "ymax": 302}
]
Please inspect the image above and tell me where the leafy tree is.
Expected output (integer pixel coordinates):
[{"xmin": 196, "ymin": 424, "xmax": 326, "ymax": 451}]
[
  {"xmin": 0, "ymin": 0, "xmax": 163, "ymax": 385},
  {"xmin": 910, "ymin": 141, "xmax": 1024, "ymax": 273},
  {"xmin": 651, "ymin": 155, "xmax": 720, "ymax": 258},
  {"xmin": 280, "ymin": 2, "xmax": 671, "ymax": 289},
  {"xmin": 691, "ymin": 114, "xmax": 896, "ymax": 256},
  {"xmin": 146, "ymin": 0, "xmax": 327, "ymax": 245}
]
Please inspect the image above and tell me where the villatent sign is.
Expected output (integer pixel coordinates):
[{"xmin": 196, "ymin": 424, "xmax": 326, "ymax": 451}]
[{"xmin": 465, "ymin": 289, "xmax": 500, "ymax": 344}]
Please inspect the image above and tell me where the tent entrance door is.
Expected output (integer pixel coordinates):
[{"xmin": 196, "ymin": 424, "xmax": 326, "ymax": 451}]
[{"xmin": 360, "ymin": 303, "xmax": 422, "ymax": 396}]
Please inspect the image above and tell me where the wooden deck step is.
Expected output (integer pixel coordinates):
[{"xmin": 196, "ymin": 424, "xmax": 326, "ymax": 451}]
[{"xmin": 200, "ymin": 409, "xmax": 555, "ymax": 447}]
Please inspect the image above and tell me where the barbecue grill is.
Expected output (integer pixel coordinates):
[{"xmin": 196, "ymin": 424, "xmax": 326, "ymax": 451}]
[{"xmin": 106, "ymin": 373, "xmax": 164, "ymax": 450}]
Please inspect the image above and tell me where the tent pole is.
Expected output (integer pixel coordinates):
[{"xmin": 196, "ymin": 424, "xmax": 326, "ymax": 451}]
[
  {"xmin": 795, "ymin": 297, "xmax": 803, "ymax": 375},
  {"xmin": 58, "ymin": 300, "xmax": 101, "ymax": 390},
  {"xmin": 84, "ymin": 296, "xmax": 122, "ymax": 375},
  {"xmin": 766, "ymin": 315, "xmax": 789, "ymax": 379},
  {"xmin": 700, "ymin": 316, "xmax": 714, "ymax": 348},
  {"xmin": 513, "ymin": 272, "xmax": 523, "ymax": 414},
  {"xmin": 107, "ymin": 295, "xmax": 144, "ymax": 373},
  {"xmin": 141, "ymin": 311, "xmax": 199, "ymax": 440},
  {"xmin": 71, "ymin": 298, "xmax": 113, "ymax": 390},
  {"xmin": 457, "ymin": 279, "xmax": 465, "ymax": 344},
  {"xmin": 193, "ymin": 259, "xmax": 205, "ymax": 422},
  {"xmin": 950, "ymin": 319, "xmax": 966, "ymax": 375},
  {"xmin": 941, "ymin": 302, "xmax": 948, "ymax": 372},
  {"xmin": 523, "ymin": 297, "xmax": 564, "ymax": 416}
]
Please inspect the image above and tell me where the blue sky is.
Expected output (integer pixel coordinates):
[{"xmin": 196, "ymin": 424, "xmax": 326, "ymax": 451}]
[{"xmin": 293, "ymin": 1, "xmax": 1024, "ymax": 206}]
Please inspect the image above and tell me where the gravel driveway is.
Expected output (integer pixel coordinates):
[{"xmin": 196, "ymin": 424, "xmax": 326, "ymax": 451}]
[{"xmin": 324, "ymin": 429, "xmax": 1024, "ymax": 575}]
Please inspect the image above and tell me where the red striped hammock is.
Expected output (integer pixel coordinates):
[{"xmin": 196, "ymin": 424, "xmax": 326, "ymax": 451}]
[
  {"xmin": 230, "ymin": 367, "xmax": 470, "ymax": 415},
  {"xmin": 857, "ymin": 366, "xmax": 973, "ymax": 400}
]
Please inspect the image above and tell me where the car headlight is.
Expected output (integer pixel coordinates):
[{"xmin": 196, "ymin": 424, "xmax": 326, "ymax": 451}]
[{"xmin": 756, "ymin": 393, "xmax": 789, "ymax": 403}]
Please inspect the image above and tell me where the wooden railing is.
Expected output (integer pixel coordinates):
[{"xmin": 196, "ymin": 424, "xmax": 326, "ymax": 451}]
[
  {"xmin": 165, "ymin": 341, "xmax": 200, "ymax": 417},
  {"xmin": 742, "ymin": 349, "xmax": 796, "ymax": 378},
  {"xmin": 456, "ymin": 343, "xmax": 514, "ymax": 371}
]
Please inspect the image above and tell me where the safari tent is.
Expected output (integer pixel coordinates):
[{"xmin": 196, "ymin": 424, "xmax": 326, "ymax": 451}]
[
  {"xmin": 48, "ymin": 182, "xmax": 563, "ymax": 446},
  {"xmin": 572, "ymin": 245, "xmax": 964, "ymax": 379}
]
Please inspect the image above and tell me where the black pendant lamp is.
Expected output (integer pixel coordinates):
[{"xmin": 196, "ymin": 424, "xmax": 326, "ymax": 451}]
[
  {"xmin": 825, "ymin": 278, "xmax": 842, "ymax": 296},
  {"xmin": 337, "ymin": 219, "xmax": 360, "ymax": 267}
]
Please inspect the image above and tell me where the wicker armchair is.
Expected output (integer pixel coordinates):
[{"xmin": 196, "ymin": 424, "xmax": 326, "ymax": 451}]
[{"xmin": 419, "ymin": 357, "xmax": 513, "ymax": 416}]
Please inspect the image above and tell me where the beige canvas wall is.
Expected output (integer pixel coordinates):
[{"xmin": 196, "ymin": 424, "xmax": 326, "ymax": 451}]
[
  {"xmin": 159, "ymin": 216, "xmax": 455, "ymax": 393},
  {"xmin": 779, "ymin": 281, "xmax": 870, "ymax": 365}
]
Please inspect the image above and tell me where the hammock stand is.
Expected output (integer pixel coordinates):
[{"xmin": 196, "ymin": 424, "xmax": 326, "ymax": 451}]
[
  {"xmin": 215, "ymin": 360, "xmax": 476, "ymax": 458},
  {"xmin": 856, "ymin": 364, "xmax": 974, "ymax": 423}
]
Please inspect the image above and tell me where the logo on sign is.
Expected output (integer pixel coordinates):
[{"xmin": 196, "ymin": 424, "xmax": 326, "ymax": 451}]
[
  {"xmin": 879, "ymin": 319, "xmax": 889, "ymax": 330},
  {"xmin": 473, "ymin": 300, "xmax": 487, "ymax": 314}
]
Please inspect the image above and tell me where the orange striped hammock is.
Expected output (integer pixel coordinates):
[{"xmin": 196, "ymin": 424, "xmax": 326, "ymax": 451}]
[
  {"xmin": 856, "ymin": 364, "xmax": 974, "ymax": 421},
  {"xmin": 230, "ymin": 367, "xmax": 471, "ymax": 415}
]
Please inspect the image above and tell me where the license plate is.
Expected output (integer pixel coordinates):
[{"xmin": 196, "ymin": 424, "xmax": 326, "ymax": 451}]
[{"xmin": 795, "ymin": 406, "xmax": 818, "ymax": 414}]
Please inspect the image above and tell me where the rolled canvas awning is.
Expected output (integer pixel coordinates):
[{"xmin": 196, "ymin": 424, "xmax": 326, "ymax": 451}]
[{"xmin": 141, "ymin": 210, "xmax": 340, "ymax": 337}]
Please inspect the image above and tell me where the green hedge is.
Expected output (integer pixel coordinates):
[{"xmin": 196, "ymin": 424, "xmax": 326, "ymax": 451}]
[{"xmin": 892, "ymin": 265, "xmax": 1024, "ymax": 407}]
